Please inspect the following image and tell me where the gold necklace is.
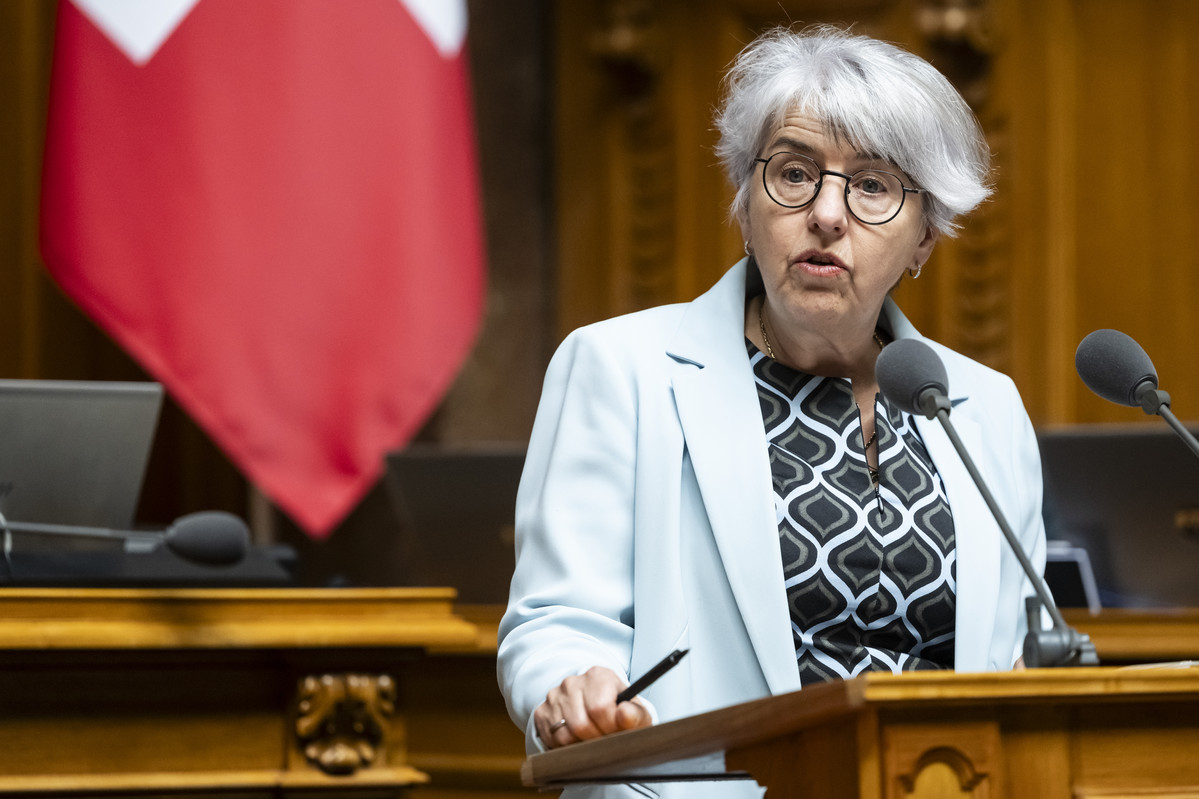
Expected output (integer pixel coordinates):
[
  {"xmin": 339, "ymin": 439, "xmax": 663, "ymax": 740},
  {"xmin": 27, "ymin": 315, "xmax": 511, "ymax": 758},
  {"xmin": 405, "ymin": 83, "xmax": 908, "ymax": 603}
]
[
  {"xmin": 867, "ymin": 331, "xmax": 886, "ymax": 485},
  {"xmin": 757, "ymin": 298, "xmax": 886, "ymax": 484},
  {"xmin": 758, "ymin": 301, "xmax": 776, "ymax": 360},
  {"xmin": 865, "ymin": 423, "xmax": 880, "ymax": 486},
  {"xmin": 866, "ymin": 331, "xmax": 886, "ymax": 485},
  {"xmin": 758, "ymin": 300, "xmax": 887, "ymax": 361}
]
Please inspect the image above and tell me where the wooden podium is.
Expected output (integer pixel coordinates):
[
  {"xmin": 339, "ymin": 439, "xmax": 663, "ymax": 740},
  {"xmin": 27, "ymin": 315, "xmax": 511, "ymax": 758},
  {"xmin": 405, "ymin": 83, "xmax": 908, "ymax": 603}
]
[
  {"xmin": 0, "ymin": 587, "xmax": 480, "ymax": 797},
  {"xmin": 523, "ymin": 667, "xmax": 1199, "ymax": 797}
]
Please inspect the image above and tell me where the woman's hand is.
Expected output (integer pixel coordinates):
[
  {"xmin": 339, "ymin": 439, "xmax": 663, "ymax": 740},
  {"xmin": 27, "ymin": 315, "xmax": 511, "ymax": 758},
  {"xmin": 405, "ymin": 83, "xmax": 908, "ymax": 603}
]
[{"xmin": 534, "ymin": 666, "xmax": 653, "ymax": 748}]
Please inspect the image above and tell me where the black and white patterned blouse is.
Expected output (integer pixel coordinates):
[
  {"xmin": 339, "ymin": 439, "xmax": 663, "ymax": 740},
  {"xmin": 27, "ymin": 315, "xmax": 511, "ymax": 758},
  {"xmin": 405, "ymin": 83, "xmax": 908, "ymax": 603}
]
[{"xmin": 748, "ymin": 340, "xmax": 957, "ymax": 686}]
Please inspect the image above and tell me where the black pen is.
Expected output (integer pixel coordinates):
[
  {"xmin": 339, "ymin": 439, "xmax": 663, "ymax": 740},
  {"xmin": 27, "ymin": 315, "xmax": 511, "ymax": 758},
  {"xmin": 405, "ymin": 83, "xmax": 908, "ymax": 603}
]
[{"xmin": 616, "ymin": 648, "xmax": 689, "ymax": 704}]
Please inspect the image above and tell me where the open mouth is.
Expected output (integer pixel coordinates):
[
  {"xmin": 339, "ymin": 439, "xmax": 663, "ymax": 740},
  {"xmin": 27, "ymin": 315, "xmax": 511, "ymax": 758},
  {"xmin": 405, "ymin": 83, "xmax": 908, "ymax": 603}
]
[{"xmin": 795, "ymin": 250, "xmax": 845, "ymax": 271}]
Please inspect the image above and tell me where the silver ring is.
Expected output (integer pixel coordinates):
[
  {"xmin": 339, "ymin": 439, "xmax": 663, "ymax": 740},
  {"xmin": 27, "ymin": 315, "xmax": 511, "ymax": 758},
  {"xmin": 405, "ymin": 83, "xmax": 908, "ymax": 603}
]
[{"xmin": 549, "ymin": 718, "xmax": 568, "ymax": 733}]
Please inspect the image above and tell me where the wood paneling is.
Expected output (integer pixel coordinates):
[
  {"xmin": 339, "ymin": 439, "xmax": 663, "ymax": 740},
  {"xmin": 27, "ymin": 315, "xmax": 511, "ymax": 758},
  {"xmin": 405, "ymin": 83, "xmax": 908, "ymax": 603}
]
[
  {"xmin": 551, "ymin": 0, "xmax": 1199, "ymax": 428},
  {"xmin": 553, "ymin": 0, "xmax": 746, "ymax": 338},
  {"xmin": 1066, "ymin": 0, "xmax": 1199, "ymax": 422},
  {"xmin": 995, "ymin": 0, "xmax": 1199, "ymax": 424},
  {"xmin": 0, "ymin": 0, "xmax": 52, "ymax": 379}
]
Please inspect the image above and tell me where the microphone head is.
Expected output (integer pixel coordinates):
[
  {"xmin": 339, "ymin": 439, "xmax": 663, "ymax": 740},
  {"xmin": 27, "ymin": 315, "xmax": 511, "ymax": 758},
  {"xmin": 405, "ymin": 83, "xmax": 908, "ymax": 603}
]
[
  {"xmin": 1075, "ymin": 329, "xmax": 1158, "ymax": 407},
  {"xmin": 164, "ymin": 511, "xmax": 250, "ymax": 566},
  {"xmin": 876, "ymin": 338, "xmax": 950, "ymax": 418}
]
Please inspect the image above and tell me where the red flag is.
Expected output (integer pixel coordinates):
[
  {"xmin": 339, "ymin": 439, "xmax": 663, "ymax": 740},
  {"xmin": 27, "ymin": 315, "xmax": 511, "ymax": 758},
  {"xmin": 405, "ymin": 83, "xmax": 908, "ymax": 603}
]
[{"xmin": 40, "ymin": 0, "xmax": 486, "ymax": 537}]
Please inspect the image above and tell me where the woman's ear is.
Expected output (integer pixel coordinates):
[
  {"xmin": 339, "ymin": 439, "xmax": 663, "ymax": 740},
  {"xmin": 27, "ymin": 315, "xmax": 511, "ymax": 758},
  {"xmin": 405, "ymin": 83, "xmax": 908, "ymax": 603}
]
[
  {"xmin": 914, "ymin": 221, "xmax": 939, "ymax": 265},
  {"xmin": 737, "ymin": 209, "xmax": 752, "ymax": 251}
]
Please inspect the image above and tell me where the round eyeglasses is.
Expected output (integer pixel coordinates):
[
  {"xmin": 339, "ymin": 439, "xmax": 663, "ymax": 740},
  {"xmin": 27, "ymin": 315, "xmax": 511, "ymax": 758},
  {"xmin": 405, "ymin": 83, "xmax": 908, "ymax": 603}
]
[{"xmin": 752, "ymin": 151, "xmax": 926, "ymax": 225}]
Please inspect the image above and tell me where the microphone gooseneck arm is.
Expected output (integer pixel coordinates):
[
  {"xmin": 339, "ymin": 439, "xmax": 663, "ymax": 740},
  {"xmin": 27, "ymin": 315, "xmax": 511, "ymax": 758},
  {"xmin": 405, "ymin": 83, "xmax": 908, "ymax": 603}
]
[
  {"xmin": 922, "ymin": 394, "xmax": 1059, "ymax": 625},
  {"xmin": 3, "ymin": 518, "xmax": 158, "ymax": 543},
  {"xmin": 1136, "ymin": 385, "xmax": 1199, "ymax": 460},
  {"xmin": 877, "ymin": 340, "xmax": 1099, "ymax": 668},
  {"xmin": 922, "ymin": 390, "xmax": 1099, "ymax": 668},
  {"xmin": 0, "ymin": 511, "xmax": 249, "ymax": 567}
]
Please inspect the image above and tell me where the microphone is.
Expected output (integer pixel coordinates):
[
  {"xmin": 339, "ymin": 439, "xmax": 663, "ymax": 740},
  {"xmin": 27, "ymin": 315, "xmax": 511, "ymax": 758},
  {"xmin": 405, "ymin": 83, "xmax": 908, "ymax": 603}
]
[
  {"xmin": 0, "ymin": 510, "xmax": 250, "ymax": 567},
  {"xmin": 874, "ymin": 338, "xmax": 952, "ymax": 419},
  {"xmin": 876, "ymin": 339, "xmax": 1098, "ymax": 668},
  {"xmin": 1075, "ymin": 329, "xmax": 1199, "ymax": 459}
]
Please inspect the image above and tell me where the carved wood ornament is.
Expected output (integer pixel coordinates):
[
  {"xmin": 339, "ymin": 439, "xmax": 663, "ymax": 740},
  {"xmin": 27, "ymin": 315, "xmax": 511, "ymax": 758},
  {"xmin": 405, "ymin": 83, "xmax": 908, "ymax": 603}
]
[
  {"xmin": 295, "ymin": 673, "xmax": 397, "ymax": 776},
  {"xmin": 592, "ymin": 0, "xmax": 677, "ymax": 314},
  {"xmin": 915, "ymin": 0, "xmax": 1009, "ymax": 370},
  {"xmin": 885, "ymin": 720, "xmax": 1000, "ymax": 799},
  {"xmin": 896, "ymin": 745, "xmax": 992, "ymax": 797}
]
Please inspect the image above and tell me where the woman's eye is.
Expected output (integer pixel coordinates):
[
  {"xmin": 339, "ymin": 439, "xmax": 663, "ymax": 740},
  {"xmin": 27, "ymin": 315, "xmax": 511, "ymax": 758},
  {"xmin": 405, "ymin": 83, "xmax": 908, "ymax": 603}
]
[
  {"xmin": 855, "ymin": 175, "xmax": 891, "ymax": 195},
  {"xmin": 782, "ymin": 168, "xmax": 811, "ymax": 184}
]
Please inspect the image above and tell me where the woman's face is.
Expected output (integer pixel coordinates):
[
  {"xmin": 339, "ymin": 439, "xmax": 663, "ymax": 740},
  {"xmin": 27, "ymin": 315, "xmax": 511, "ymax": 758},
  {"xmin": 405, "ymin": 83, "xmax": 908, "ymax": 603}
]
[{"xmin": 740, "ymin": 112, "xmax": 937, "ymax": 338}]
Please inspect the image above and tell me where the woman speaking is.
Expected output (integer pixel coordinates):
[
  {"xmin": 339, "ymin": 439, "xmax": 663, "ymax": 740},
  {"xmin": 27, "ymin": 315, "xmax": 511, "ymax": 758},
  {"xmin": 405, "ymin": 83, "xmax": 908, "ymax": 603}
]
[{"xmin": 498, "ymin": 25, "xmax": 1045, "ymax": 796}]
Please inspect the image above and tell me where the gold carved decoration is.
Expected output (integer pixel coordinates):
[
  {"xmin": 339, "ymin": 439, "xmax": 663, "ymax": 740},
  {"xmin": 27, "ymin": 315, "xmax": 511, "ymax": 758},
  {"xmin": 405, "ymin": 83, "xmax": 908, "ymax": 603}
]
[
  {"xmin": 295, "ymin": 673, "xmax": 396, "ymax": 776},
  {"xmin": 591, "ymin": 0, "xmax": 677, "ymax": 313},
  {"xmin": 916, "ymin": 0, "xmax": 1009, "ymax": 370},
  {"xmin": 916, "ymin": 0, "xmax": 991, "ymax": 107},
  {"xmin": 884, "ymin": 721, "xmax": 1000, "ymax": 799}
]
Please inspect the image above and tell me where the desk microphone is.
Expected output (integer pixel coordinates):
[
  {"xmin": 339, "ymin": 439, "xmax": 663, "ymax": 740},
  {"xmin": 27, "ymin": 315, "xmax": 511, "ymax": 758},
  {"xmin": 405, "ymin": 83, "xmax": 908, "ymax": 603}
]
[
  {"xmin": 0, "ymin": 510, "xmax": 250, "ymax": 566},
  {"xmin": 1075, "ymin": 328, "xmax": 1199, "ymax": 460},
  {"xmin": 876, "ymin": 338, "xmax": 1098, "ymax": 668}
]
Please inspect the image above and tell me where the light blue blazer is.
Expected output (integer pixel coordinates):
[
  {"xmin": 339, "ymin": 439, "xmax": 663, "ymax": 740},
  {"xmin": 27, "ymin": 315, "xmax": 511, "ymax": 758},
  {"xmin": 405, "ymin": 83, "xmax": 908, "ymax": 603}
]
[{"xmin": 498, "ymin": 259, "xmax": 1045, "ymax": 795}]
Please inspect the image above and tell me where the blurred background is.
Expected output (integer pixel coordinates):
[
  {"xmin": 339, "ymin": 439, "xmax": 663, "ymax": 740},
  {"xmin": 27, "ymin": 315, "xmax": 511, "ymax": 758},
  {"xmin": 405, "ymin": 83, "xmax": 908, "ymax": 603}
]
[{"xmin": 3, "ymin": 0, "xmax": 1198, "ymax": 588}]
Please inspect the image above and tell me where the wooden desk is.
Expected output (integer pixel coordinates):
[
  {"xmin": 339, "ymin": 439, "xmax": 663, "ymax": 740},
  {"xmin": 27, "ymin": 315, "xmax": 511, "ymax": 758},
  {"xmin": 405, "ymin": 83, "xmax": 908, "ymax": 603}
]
[
  {"xmin": 524, "ymin": 667, "xmax": 1199, "ymax": 798},
  {"xmin": 0, "ymin": 587, "xmax": 479, "ymax": 797},
  {"xmin": 1067, "ymin": 607, "xmax": 1199, "ymax": 664}
]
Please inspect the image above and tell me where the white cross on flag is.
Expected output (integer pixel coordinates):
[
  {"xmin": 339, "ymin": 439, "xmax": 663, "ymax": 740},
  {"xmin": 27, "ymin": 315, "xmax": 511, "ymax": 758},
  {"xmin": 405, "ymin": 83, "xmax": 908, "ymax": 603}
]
[{"xmin": 41, "ymin": 0, "xmax": 486, "ymax": 537}]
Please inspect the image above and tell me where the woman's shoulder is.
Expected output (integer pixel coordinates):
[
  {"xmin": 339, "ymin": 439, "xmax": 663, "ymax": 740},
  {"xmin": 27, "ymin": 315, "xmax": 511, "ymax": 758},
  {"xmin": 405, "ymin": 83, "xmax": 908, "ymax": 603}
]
[
  {"xmin": 537, "ymin": 303, "xmax": 698, "ymax": 405},
  {"xmin": 581, "ymin": 302, "xmax": 690, "ymax": 335},
  {"xmin": 559, "ymin": 303, "xmax": 692, "ymax": 356},
  {"xmin": 920, "ymin": 338, "xmax": 1020, "ymax": 398},
  {"xmin": 558, "ymin": 260, "xmax": 748, "ymax": 359}
]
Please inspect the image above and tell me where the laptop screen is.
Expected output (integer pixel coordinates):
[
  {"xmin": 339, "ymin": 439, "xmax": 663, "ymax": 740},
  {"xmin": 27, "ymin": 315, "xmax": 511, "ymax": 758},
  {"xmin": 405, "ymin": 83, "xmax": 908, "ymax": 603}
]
[
  {"xmin": 1038, "ymin": 423, "xmax": 1199, "ymax": 608},
  {"xmin": 0, "ymin": 380, "xmax": 163, "ymax": 529}
]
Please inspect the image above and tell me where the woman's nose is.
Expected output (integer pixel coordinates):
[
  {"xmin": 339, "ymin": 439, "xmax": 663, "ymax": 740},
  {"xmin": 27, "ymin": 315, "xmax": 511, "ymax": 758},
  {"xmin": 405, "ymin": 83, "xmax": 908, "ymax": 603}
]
[{"xmin": 808, "ymin": 178, "xmax": 848, "ymax": 235}]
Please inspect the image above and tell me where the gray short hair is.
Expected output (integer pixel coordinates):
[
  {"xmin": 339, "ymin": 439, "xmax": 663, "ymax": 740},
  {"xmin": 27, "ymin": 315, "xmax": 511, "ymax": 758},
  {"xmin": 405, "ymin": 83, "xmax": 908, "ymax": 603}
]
[{"xmin": 714, "ymin": 25, "xmax": 992, "ymax": 236}]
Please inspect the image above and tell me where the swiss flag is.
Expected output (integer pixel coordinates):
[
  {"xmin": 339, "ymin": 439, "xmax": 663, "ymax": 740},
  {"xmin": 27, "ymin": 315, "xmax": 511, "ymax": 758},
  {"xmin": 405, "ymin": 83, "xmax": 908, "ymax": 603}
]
[{"xmin": 40, "ymin": 0, "xmax": 486, "ymax": 537}]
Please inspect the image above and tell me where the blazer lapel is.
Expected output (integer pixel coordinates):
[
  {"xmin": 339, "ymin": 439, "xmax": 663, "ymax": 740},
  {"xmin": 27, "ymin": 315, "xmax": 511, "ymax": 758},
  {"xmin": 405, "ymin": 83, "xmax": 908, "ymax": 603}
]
[
  {"xmin": 665, "ymin": 279, "xmax": 1003, "ymax": 683},
  {"xmin": 913, "ymin": 398, "xmax": 1001, "ymax": 672},
  {"xmin": 667, "ymin": 260, "xmax": 801, "ymax": 695},
  {"xmin": 883, "ymin": 299, "xmax": 1002, "ymax": 670}
]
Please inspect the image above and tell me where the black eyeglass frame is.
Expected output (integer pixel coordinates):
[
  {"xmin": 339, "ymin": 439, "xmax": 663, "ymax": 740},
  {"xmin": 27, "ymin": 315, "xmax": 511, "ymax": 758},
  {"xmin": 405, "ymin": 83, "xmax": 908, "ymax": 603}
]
[{"xmin": 752, "ymin": 152, "xmax": 926, "ymax": 226}]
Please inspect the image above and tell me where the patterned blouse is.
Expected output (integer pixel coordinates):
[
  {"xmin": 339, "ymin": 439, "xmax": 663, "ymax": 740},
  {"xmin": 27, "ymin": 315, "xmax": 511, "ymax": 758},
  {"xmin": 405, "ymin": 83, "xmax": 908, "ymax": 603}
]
[{"xmin": 748, "ymin": 340, "xmax": 957, "ymax": 686}]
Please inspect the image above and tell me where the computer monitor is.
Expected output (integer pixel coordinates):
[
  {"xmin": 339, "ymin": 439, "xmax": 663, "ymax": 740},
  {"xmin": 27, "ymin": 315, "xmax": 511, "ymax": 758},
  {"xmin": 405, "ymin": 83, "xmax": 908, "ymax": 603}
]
[
  {"xmin": 384, "ymin": 445, "xmax": 524, "ymax": 604},
  {"xmin": 0, "ymin": 379, "xmax": 297, "ymax": 587},
  {"xmin": 1038, "ymin": 423, "xmax": 1199, "ymax": 608},
  {"xmin": 0, "ymin": 379, "xmax": 162, "ymax": 529}
]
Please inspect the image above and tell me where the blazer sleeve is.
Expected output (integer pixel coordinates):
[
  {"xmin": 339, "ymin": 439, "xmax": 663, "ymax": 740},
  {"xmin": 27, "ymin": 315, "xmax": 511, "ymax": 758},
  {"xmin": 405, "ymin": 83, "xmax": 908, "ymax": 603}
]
[{"xmin": 497, "ymin": 325, "xmax": 641, "ymax": 752}]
